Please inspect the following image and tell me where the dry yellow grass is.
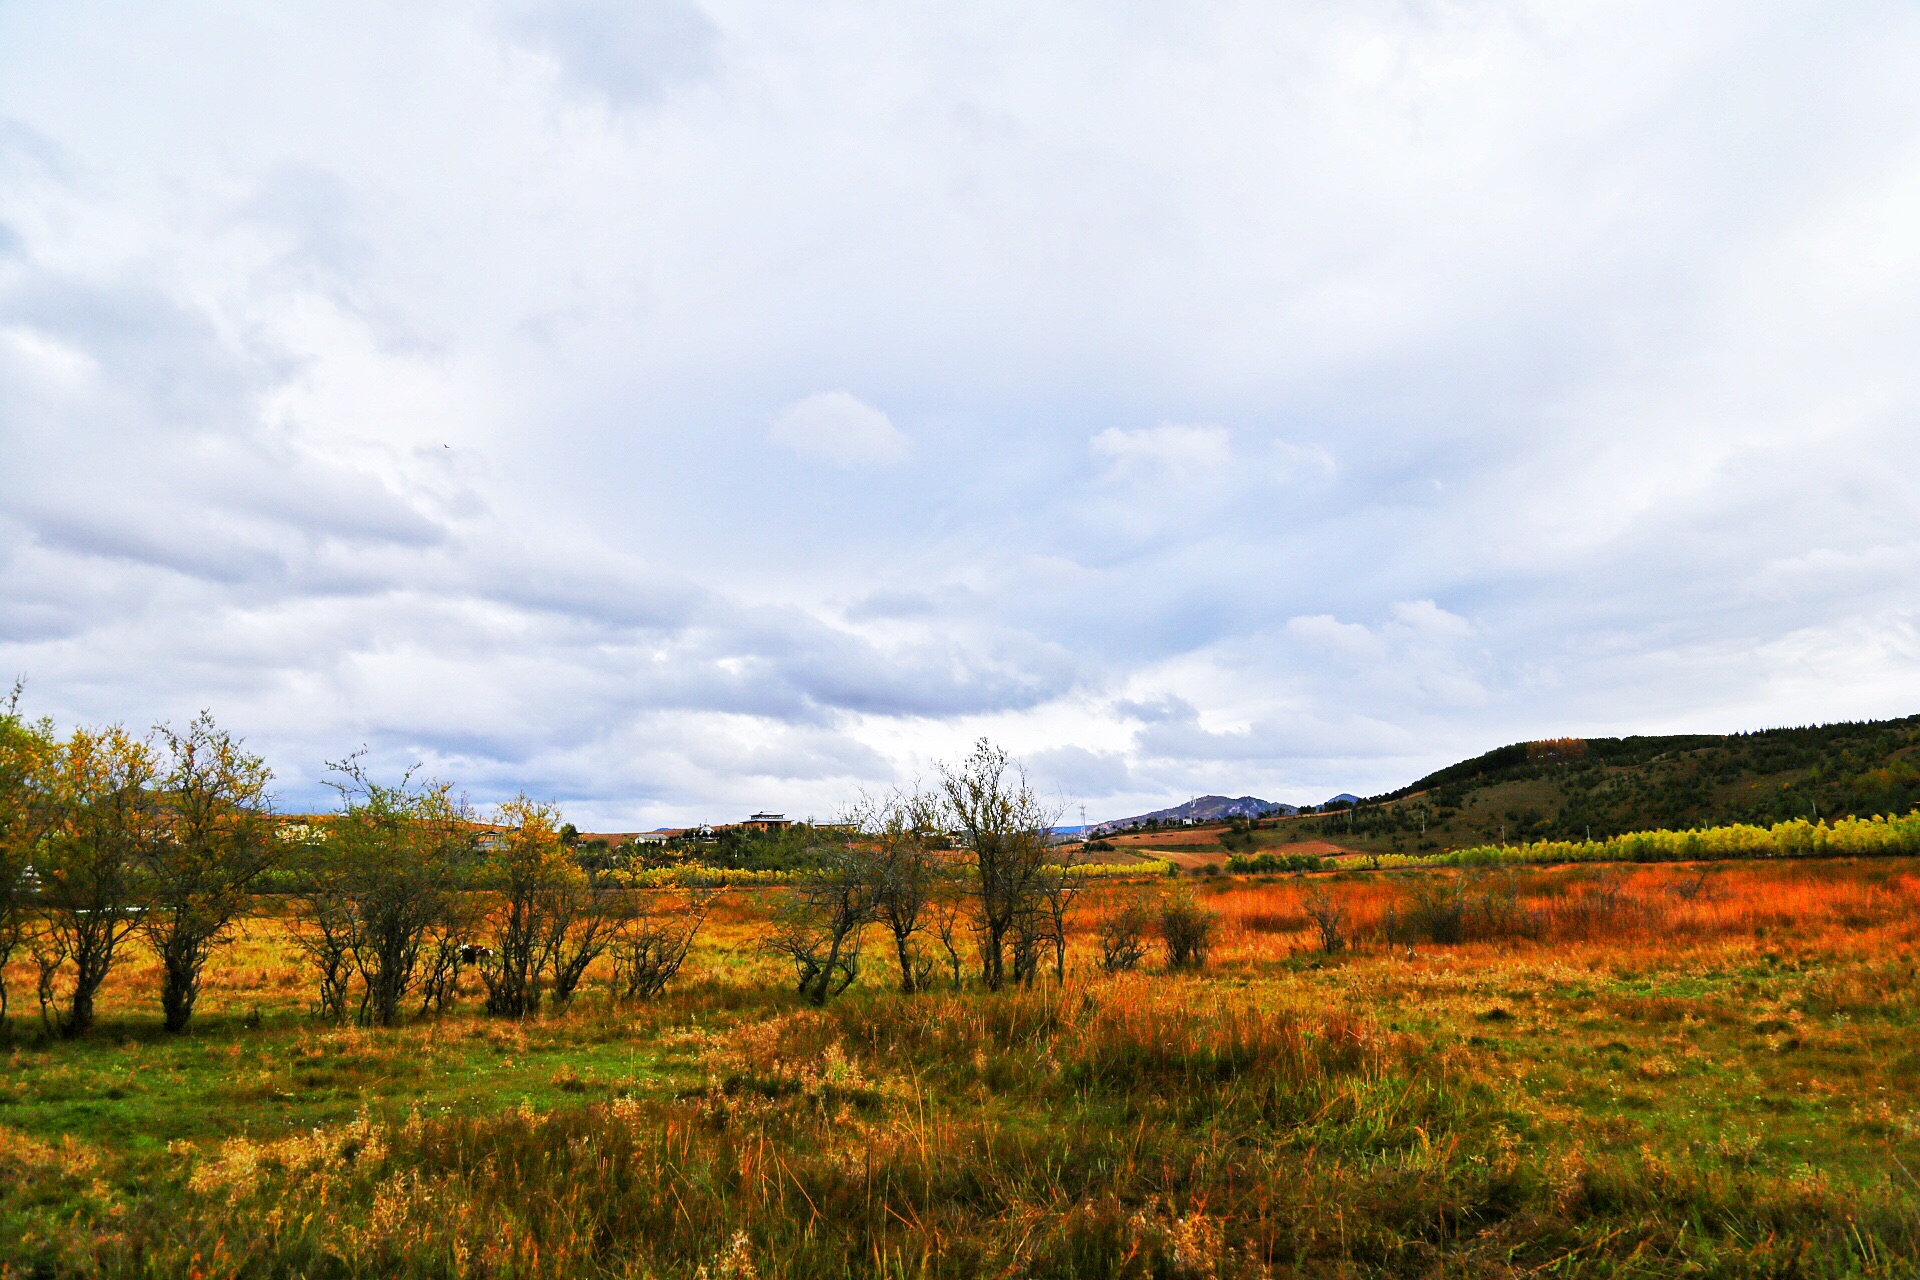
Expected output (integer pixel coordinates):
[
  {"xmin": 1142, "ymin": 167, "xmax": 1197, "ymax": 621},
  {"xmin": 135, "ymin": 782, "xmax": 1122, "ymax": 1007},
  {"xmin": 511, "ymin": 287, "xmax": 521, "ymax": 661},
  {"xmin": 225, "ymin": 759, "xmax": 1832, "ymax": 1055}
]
[{"xmin": 3, "ymin": 860, "xmax": 1918, "ymax": 1277}]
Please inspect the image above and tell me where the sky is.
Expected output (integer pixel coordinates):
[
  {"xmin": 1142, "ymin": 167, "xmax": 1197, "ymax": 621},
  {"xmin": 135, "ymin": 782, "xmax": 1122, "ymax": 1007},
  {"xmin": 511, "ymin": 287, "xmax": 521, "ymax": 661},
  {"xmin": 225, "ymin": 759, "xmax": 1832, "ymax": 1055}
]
[{"xmin": 3, "ymin": 1, "xmax": 1919, "ymax": 828}]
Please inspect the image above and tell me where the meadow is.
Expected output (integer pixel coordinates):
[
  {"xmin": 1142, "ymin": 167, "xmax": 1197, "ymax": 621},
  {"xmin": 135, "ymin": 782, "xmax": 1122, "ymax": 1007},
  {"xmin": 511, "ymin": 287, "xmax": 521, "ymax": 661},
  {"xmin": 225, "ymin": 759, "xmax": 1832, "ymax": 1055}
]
[{"xmin": 4, "ymin": 858, "xmax": 1919, "ymax": 1278}]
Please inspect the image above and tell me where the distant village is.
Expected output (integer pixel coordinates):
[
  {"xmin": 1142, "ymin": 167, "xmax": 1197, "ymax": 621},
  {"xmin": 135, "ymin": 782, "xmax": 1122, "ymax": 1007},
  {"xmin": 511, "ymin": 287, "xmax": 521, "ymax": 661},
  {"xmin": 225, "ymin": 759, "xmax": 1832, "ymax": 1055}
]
[
  {"xmin": 560, "ymin": 791, "xmax": 1373, "ymax": 855},
  {"xmin": 595, "ymin": 811, "xmax": 793, "ymax": 846}
]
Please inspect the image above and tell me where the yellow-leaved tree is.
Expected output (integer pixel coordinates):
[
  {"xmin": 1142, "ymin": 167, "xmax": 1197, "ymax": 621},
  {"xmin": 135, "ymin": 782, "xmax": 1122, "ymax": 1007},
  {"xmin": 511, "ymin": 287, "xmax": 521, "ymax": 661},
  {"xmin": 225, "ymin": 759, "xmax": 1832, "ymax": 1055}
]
[
  {"xmin": 478, "ymin": 796, "xmax": 618, "ymax": 1017},
  {"xmin": 0, "ymin": 684, "xmax": 55, "ymax": 1032},
  {"xmin": 33, "ymin": 724, "xmax": 161, "ymax": 1036},
  {"xmin": 143, "ymin": 712, "xmax": 280, "ymax": 1033},
  {"xmin": 297, "ymin": 756, "xmax": 473, "ymax": 1027}
]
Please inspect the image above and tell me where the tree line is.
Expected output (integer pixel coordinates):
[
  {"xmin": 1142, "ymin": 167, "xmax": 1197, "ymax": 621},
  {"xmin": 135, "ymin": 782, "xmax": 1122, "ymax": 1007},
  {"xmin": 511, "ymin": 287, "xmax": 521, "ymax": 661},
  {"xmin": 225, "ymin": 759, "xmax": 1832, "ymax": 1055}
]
[
  {"xmin": 0, "ymin": 693, "xmax": 722, "ymax": 1037},
  {"xmin": 0, "ymin": 696, "xmax": 280, "ymax": 1037},
  {"xmin": 0, "ymin": 690, "xmax": 1152, "ymax": 1038},
  {"xmin": 763, "ymin": 739, "xmax": 1083, "ymax": 1004}
]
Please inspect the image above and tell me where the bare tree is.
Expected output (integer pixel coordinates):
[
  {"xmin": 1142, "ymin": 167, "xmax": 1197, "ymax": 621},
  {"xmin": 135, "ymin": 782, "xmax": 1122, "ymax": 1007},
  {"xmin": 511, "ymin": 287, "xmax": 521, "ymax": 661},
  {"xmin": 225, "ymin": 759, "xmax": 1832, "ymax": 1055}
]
[
  {"xmin": 1669, "ymin": 866, "xmax": 1717, "ymax": 902},
  {"xmin": 929, "ymin": 886, "xmax": 969, "ymax": 991},
  {"xmin": 34, "ymin": 726, "xmax": 161, "ymax": 1036},
  {"xmin": 764, "ymin": 840, "xmax": 878, "ymax": 1005},
  {"xmin": 541, "ymin": 864, "xmax": 622, "ymax": 1008},
  {"xmin": 415, "ymin": 876, "xmax": 486, "ymax": 1018},
  {"xmin": 415, "ymin": 915, "xmax": 472, "ymax": 1016},
  {"xmin": 847, "ymin": 787, "xmax": 945, "ymax": 994},
  {"xmin": 999, "ymin": 865, "xmax": 1081, "ymax": 987},
  {"xmin": 1299, "ymin": 883, "xmax": 1348, "ymax": 953},
  {"xmin": 1096, "ymin": 889, "xmax": 1152, "ymax": 973},
  {"xmin": 290, "ymin": 843, "xmax": 357, "ymax": 1023},
  {"xmin": 33, "ymin": 936, "xmax": 68, "ymax": 1031},
  {"xmin": 1036, "ymin": 857, "xmax": 1082, "ymax": 983},
  {"xmin": 939, "ymin": 739, "xmax": 1059, "ymax": 992},
  {"xmin": 1008, "ymin": 914, "xmax": 1041, "ymax": 985},
  {"xmin": 142, "ymin": 713, "xmax": 281, "ymax": 1032},
  {"xmin": 608, "ymin": 889, "xmax": 714, "ymax": 1002}
]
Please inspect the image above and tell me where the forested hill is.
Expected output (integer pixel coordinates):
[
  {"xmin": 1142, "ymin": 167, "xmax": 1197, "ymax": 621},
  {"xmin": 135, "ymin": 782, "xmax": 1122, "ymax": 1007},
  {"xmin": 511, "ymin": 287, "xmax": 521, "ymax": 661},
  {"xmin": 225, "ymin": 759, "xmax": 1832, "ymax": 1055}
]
[{"xmin": 1292, "ymin": 714, "xmax": 1920, "ymax": 853}]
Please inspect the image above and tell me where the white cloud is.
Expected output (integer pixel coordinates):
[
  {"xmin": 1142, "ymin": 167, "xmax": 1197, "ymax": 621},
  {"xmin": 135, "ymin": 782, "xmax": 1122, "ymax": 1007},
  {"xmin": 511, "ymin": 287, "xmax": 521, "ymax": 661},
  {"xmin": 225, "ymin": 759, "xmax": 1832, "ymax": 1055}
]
[
  {"xmin": 1090, "ymin": 424, "xmax": 1232, "ymax": 483},
  {"xmin": 1270, "ymin": 440, "xmax": 1337, "ymax": 482},
  {"xmin": 768, "ymin": 391, "xmax": 909, "ymax": 468},
  {"xmin": 4, "ymin": 3, "xmax": 1920, "ymax": 824},
  {"xmin": 505, "ymin": 0, "xmax": 717, "ymax": 108}
]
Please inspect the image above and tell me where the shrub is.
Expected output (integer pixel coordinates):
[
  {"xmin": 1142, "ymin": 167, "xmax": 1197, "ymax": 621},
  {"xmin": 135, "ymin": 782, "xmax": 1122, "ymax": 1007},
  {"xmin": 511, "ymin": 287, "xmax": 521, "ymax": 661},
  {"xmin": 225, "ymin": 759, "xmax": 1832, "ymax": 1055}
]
[
  {"xmin": 1096, "ymin": 896, "xmax": 1151, "ymax": 973},
  {"xmin": 1402, "ymin": 879, "xmax": 1466, "ymax": 945},
  {"xmin": 609, "ymin": 891, "xmax": 714, "ymax": 1001},
  {"xmin": 1158, "ymin": 893, "xmax": 1217, "ymax": 969},
  {"xmin": 1225, "ymin": 852, "xmax": 1325, "ymax": 874},
  {"xmin": 1300, "ymin": 884, "xmax": 1348, "ymax": 953}
]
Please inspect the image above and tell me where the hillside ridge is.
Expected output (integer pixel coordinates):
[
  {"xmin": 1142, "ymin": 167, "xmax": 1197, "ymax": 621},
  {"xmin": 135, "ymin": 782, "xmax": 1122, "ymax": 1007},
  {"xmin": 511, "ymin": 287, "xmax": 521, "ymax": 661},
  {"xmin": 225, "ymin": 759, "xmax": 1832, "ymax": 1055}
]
[{"xmin": 1282, "ymin": 713, "xmax": 1920, "ymax": 854}]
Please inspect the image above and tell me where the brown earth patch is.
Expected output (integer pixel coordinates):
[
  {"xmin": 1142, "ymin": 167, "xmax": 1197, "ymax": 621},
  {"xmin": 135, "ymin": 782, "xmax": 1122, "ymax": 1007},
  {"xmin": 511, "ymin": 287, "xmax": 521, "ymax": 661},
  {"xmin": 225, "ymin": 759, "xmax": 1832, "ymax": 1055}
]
[
  {"xmin": 1104, "ymin": 824, "xmax": 1229, "ymax": 850},
  {"xmin": 1159, "ymin": 849, "xmax": 1231, "ymax": 869},
  {"xmin": 1272, "ymin": 840, "xmax": 1354, "ymax": 858}
]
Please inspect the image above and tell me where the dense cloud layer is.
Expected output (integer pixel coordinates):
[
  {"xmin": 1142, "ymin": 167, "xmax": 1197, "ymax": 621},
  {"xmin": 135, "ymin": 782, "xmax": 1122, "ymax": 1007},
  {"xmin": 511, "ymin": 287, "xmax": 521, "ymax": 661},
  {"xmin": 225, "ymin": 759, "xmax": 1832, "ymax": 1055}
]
[{"xmin": 3, "ymin": 2, "xmax": 1918, "ymax": 826}]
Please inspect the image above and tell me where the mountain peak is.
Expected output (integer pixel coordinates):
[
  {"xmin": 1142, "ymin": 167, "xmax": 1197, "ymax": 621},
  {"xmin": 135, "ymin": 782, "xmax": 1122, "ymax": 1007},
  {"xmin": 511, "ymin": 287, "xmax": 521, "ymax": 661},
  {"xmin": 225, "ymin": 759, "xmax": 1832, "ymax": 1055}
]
[{"xmin": 1091, "ymin": 793, "xmax": 1295, "ymax": 834}]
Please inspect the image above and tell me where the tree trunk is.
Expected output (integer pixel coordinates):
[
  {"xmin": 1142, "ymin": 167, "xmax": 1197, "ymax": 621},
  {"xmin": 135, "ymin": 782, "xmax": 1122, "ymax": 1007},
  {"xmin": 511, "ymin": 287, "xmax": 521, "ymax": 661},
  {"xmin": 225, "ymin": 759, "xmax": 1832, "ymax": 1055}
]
[
  {"xmin": 64, "ymin": 929, "xmax": 118, "ymax": 1038},
  {"xmin": 160, "ymin": 953, "xmax": 199, "ymax": 1033},
  {"xmin": 64, "ymin": 970, "xmax": 99, "ymax": 1038},
  {"xmin": 806, "ymin": 931, "xmax": 848, "ymax": 1007},
  {"xmin": 891, "ymin": 927, "xmax": 917, "ymax": 994},
  {"xmin": 980, "ymin": 917, "xmax": 1006, "ymax": 991}
]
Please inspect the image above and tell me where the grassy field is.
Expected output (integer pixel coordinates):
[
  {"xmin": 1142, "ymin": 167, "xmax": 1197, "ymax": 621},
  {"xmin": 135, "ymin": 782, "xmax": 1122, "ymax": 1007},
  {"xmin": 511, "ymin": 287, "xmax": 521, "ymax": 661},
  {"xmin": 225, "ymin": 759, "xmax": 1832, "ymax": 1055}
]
[{"xmin": 4, "ymin": 860, "xmax": 1920, "ymax": 1277}]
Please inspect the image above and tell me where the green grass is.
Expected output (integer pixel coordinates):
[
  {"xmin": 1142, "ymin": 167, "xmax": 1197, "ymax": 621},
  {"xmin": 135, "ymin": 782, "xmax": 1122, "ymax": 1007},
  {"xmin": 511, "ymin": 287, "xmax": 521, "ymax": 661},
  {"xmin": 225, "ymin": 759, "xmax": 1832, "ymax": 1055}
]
[
  {"xmin": 0, "ymin": 1004, "xmax": 706, "ymax": 1156},
  {"xmin": 4, "ymin": 873, "xmax": 1919, "ymax": 1277}
]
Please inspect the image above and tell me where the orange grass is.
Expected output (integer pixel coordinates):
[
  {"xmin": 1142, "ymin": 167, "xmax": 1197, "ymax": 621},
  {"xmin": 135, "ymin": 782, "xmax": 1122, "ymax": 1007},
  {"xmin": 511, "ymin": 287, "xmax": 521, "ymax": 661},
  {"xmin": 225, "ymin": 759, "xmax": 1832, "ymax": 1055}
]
[
  {"xmin": 1075, "ymin": 859, "xmax": 1920, "ymax": 970},
  {"xmin": 6, "ymin": 862, "xmax": 1919, "ymax": 1031},
  {"xmin": 5, "ymin": 861, "xmax": 1920, "ymax": 1277}
]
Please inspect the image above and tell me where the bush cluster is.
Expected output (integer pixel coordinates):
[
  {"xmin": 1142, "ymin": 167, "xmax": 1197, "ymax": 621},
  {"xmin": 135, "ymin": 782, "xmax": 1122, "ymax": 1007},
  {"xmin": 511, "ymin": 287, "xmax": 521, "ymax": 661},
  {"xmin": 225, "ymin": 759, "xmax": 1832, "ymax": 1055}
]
[
  {"xmin": 1224, "ymin": 852, "xmax": 1326, "ymax": 874},
  {"xmin": 1380, "ymin": 811, "xmax": 1920, "ymax": 871}
]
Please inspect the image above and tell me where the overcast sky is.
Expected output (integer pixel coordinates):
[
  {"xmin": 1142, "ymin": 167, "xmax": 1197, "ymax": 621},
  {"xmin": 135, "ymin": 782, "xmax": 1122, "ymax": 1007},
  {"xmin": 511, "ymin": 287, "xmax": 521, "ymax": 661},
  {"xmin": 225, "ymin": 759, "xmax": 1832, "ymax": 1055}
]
[{"xmin": 3, "ymin": 2, "xmax": 1918, "ymax": 827}]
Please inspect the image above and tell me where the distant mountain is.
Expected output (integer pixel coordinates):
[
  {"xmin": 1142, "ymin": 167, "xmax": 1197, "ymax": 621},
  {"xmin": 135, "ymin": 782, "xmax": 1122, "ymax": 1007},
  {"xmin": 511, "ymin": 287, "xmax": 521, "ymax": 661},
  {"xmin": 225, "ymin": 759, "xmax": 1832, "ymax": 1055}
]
[
  {"xmin": 1324, "ymin": 793, "xmax": 1362, "ymax": 806},
  {"xmin": 1092, "ymin": 794, "xmax": 1295, "ymax": 835}
]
